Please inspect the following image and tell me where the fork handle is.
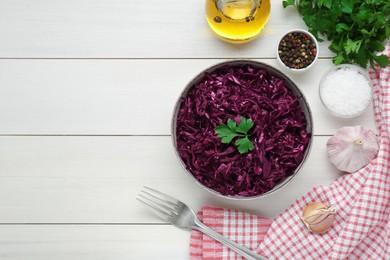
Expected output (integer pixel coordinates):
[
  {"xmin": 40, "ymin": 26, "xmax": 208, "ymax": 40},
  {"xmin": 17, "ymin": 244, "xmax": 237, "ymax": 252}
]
[{"xmin": 193, "ymin": 218, "xmax": 269, "ymax": 260}]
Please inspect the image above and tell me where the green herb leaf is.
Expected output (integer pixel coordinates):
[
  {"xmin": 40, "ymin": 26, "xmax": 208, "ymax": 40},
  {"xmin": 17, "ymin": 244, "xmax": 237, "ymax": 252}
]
[
  {"xmin": 215, "ymin": 123, "xmax": 238, "ymax": 143},
  {"xmin": 341, "ymin": 0, "xmax": 354, "ymax": 14},
  {"xmin": 236, "ymin": 116, "xmax": 254, "ymax": 134},
  {"xmin": 235, "ymin": 137, "xmax": 255, "ymax": 154},
  {"xmin": 215, "ymin": 116, "xmax": 255, "ymax": 154},
  {"xmin": 303, "ymin": 14, "xmax": 316, "ymax": 28},
  {"xmin": 345, "ymin": 39, "xmax": 363, "ymax": 54},
  {"xmin": 226, "ymin": 118, "xmax": 237, "ymax": 131},
  {"xmin": 357, "ymin": 47, "xmax": 367, "ymax": 68},
  {"xmin": 335, "ymin": 23, "xmax": 349, "ymax": 33},
  {"xmin": 354, "ymin": 7, "xmax": 370, "ymax": 25},
  {"xmin": 329, "ymin": 42, "xmax": 342, "ymax": 52},
  {"xmin": 282, "ymin": 0, "xmax": 296, "ymax": 8},
  {"xmin": 333, "ymin": 54, "xmax": 345, "ymax": 64},
  {"xmin": 370, "ymin": 40, "xmax": 386, "ymax": 52},
  {"xmin": 373, "ymin": 54, "xmax": 390, "ymax": 68},
  {"xmin": 318, "ymin": 0, "xmax": 332, "ymax": 8}
]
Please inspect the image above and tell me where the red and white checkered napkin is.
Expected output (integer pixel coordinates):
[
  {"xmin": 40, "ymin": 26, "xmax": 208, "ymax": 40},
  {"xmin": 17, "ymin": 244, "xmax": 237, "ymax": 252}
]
[
  {"xmin": 190, "ymin": 205, "xmax": 273, "ymax": 259},
  {"xmin": 190, "ymin": 43, "xmax": 390, "ymax": 260}
]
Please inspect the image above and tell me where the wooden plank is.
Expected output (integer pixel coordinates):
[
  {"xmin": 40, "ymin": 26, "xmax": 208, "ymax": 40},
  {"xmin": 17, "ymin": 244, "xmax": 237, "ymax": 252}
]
[
  {"xmin": 0, "ymin": 135, "xmax": 345, "ymax": 223},
  {"xmin": 0, "ymin": 225, "xmax": 189, "ymax": 259},
  {"xmin": 0, "ymin": 59, "xmax": 376, "ymax": 135},
  {"xmin": 0, "ymin": 0, "xmax": 334, "ymax": 58}
]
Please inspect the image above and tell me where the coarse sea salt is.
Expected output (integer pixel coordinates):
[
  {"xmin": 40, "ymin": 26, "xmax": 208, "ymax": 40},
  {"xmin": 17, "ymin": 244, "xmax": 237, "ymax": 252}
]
[{"xmin": 320, "ymin": 66, "xmax": 372, "ymax": 117}]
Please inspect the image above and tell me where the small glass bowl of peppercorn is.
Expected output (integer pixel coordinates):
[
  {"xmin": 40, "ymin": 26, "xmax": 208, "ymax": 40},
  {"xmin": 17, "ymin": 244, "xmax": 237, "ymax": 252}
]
[{"xmin": 277, "ymin": 29, "xmax": 319, "ymax": 72}]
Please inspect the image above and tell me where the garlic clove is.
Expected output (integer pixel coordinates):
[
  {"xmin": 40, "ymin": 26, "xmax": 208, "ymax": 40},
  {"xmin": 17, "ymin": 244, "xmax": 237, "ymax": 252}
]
[
  {"xmin": 308, "ymin": 214, "xmax": 336, "ymax": 234},
  {"xmin": 327, "ymin": 126, "xmax": 379, "ymax": 173},
  {"xmin": 301, "ymin": 202, "xmax": 336, "ymax": 234}
]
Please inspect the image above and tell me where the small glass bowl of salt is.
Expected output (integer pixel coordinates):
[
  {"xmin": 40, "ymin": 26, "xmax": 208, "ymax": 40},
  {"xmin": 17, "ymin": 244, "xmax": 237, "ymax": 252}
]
[{"xmin": 319, "ymin": 64, "xmax": 373, "ymax": 118}]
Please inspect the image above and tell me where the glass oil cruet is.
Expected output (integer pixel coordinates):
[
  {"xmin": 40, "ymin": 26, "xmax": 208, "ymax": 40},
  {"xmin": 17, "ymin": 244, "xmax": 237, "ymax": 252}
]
[{"xmin": 206, "ymin": 0, "xmax": 271, "ymax": 44}]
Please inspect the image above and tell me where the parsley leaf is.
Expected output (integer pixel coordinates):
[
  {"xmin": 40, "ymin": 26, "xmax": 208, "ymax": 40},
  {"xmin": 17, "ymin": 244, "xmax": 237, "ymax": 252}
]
[
  {"xmin": 357, "ymin": 47, "xmax": 367, "ymax": 67},
  {"xmin": 345, "ymin": 39, "xmax": 363, "ymax": 54},
  {"xmin": 215, "ymin": 116, "xmax": 254, "ymax": 154},
  {"xmin": 373, "ymin": 54, "xmax": 390, "ymax": 68},
  {"xmin": 341, "ymin": 0, "xmax": 354, "ymax": 14},
  {"xmin": 235, "ymin": 137, "xmax": 255, "ymax": 154},
  {"xmin": 282, "ymin": 0, "xmax": 296, "ymax": 8},
  {"xmin": 215, "ymin": 123, "xmax": 238, "ymax": 144},
  {"xmin": 226, "ymin": 118, "xmax": 237, "ymax": 131},
  {"xmin": 335, "ymin": 23, "xmax": 349, "ymax": 33},
  {"xmin": 236, "ymin": 116, "xmax": 254, "ymax": 134},
  {"xmin": 318, "ymin": 0, "xmax": 332, "ymax": 9},
  {"xmin": 333, "ymin": 54, "xmax": 345, "ymax": 65}
]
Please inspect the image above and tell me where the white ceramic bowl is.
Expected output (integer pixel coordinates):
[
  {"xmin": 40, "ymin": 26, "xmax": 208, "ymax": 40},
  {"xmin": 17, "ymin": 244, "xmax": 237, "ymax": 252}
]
[
  {"xmin": 276, "ymin": 29, "xmax": 319, "ymax": 73},
  {"xmin": 319, "ymin": 64, "xmax": 373, "ymax": 118}
]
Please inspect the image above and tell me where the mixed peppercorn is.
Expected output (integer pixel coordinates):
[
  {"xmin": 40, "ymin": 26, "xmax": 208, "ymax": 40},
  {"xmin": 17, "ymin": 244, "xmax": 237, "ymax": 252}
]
[{"xmin": 278, "ymin": 32, "xmax": 317, "ymax": 69}]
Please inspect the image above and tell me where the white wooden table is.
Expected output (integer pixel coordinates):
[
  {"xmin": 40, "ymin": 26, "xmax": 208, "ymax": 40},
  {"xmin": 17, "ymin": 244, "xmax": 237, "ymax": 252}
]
[{"xmin": 0, "ymin": 1, "xmax": 376, "ymax": 259}]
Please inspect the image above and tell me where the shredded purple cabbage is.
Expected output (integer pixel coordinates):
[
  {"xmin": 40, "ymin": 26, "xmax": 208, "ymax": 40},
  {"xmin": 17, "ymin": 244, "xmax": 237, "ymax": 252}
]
[{"xmin": 176, "ymin": 65, "xmax": 311, "ymax": 197}]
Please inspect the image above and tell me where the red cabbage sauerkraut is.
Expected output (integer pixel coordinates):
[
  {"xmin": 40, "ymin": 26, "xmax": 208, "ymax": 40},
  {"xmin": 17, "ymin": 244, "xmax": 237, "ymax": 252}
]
[{"xmin": 175, "ymin": 65, "xmax": 311, "ymax": 197}]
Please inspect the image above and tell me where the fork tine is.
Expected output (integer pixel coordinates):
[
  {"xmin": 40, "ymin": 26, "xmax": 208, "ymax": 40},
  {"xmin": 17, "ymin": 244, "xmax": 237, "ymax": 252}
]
[
  {"xmin": 143, "ymin": 186, "xmax": 180, "ymax": 205},
  {"xmin": 140, "ymin": 190, "xmax": 178, "ymax": 213},
  {"xmin": 137, "ymin": 195, "xmax": 172, "ymax": 223}
]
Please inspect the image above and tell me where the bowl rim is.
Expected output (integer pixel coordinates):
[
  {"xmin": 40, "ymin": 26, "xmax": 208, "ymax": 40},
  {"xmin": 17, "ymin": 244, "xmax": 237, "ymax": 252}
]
[
  {"xmin": 318, "ymin": 64, "xmax": 373, "ymax": 118},
  {"xmin": 276, "ymin": 29, "xmax": 319, "ymax": 72},
  {"xmin": 171, "ymin": 59, "xmax": 314, "ymax": 200}
]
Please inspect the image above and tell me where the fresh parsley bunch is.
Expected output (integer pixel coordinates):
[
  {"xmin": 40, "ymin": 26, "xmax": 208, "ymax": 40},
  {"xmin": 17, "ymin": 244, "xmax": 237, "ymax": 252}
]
[{"xmin": 283, "ymin": 0, "xmax": 390, "ymax": 68}]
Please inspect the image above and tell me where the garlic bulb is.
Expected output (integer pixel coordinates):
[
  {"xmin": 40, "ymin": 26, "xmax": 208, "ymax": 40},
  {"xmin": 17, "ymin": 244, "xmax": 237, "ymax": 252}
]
[
  {"xmin": 301, "ymin": 202, "xmax": 337, "ymax": 234},
  {"xmin": 327, "ymin": 126, "xmax": 379, "ymax": 173}
]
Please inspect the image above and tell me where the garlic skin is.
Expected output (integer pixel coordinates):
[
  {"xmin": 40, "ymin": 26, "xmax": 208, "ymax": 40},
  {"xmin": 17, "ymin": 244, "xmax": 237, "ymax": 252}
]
[
  {"xmin": 301, "ymin": 202, "xmax": 337, "ymax": 234},
  {"xmin": 327, "ymin": 126, "xmax": 379, "ymax": 173}
]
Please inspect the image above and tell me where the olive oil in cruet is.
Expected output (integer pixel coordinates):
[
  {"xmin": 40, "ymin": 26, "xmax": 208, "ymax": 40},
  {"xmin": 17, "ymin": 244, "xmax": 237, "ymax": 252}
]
[{"xmin": 206, "ymin": 0, "xmax": 271, "ymax": 43}]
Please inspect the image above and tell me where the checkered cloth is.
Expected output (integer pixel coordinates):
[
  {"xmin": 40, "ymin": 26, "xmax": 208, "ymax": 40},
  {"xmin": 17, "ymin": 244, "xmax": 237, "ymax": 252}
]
[
  {"xmin": 190, "ymin": 43, "xmax": 390, "ymax": 259},
  {"xmin": 190, "ymin": 205, "xmax": 273, "ymax": 259}
]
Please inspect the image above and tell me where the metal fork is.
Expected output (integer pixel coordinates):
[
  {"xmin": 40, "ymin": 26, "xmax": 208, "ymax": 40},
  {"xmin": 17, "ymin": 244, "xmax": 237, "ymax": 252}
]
[{"xmin": 137, "ymin": 186, "xmax": 269, "ymax": 260}]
